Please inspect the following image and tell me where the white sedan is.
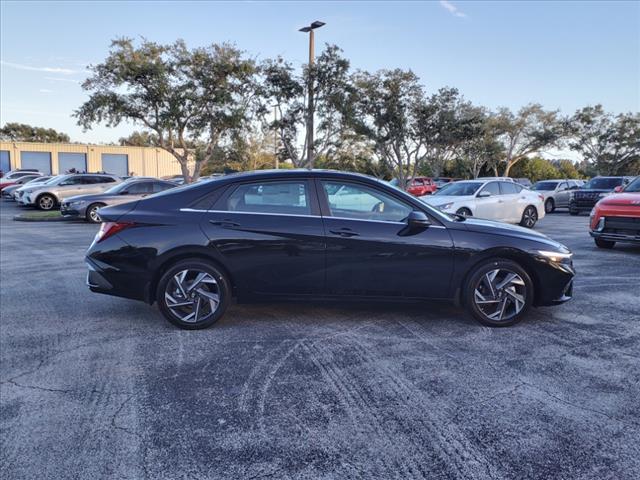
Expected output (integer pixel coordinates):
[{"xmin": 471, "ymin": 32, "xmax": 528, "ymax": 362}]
[{"xmin": 420, "ymin": 179, "xmax": 545, "ymax": 228}]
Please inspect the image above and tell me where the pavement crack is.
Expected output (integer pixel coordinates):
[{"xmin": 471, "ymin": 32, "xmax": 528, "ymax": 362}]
[{"xmin": 110, "ymin": 394, "xmax": 150, "ymax": 479}]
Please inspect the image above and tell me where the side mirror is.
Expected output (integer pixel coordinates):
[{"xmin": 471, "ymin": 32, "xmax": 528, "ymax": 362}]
[
  {"xmin": 614, "ymin": 186, "xmax": 623, "ymax": 193},
  {"xmin": 407, "ymin": 210, "xmax": 431, "ymax": 229},
  {"xmin": 477, "ymin": 191, "xmax": 491, "ymax": 198}
]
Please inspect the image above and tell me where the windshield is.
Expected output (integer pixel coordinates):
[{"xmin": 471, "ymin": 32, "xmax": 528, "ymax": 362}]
[
  {"xmin": 533, "ymin": 181, "xmax": 559, "ymax": 191},
  {"xmin": 623, "ymin": 177, "xmax": 640, "ymax": 193},
  {"xmin": 435, "ymin": 182, "xmax": 482, "ymax": 196},
  {"xmin": 584, "ymin": 177, "xmax": 623, "ymax": 190}
]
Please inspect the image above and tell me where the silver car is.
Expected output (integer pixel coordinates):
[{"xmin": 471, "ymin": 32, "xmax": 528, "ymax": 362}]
[
  {"xmin": 60, "ymin": 178, "xmax": 177, "ymax": 223},
  {"xmin": 531, "ymin": 179, "xmax": 583, "ymax": 213},
  {"xmin": 18, "ymin": 173, "xmax": 122, "ymax": 210}
]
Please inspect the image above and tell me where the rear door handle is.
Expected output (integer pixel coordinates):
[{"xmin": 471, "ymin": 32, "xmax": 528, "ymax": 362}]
[
  {"xmin": 209, "ymin": 220, "xmax": 240, "ymax": 228},
  {"xmin": 329, "ymin": 228, "xmax": 359, "ymax": 237}
]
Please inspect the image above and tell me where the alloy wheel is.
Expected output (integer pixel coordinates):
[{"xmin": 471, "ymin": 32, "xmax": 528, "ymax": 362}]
[
  {"xmin": 522, "ymin": 207, "xmax": 537, "ymax": 228},
  {"xmin": 473, "ymin": 268, "xmax": 526, "ymax": 322},
  {"xmin": 89, "ymin": 206, "xmax": 102, "ymax": 223},
  {"xmin": 39, "ymin": 196, "xmax": 54, "ymax": 210},
  {"xmin": 164, "ymin": 269, "xmax": 220, "ymax": 324}
]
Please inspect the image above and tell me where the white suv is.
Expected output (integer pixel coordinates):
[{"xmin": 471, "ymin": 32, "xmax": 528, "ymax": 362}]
[
  {"xmin": 420, "ymin": 179, "xmax": 545, "ymax": 228},
  {"xmin": 19, "ymin": 173, "xmax": 122, "ymax": 210}
]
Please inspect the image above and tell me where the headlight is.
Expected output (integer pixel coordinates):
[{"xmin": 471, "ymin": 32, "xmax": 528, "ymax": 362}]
[
  {"xmin": 589, "ymin": 208, "xmax": 595, "ymax": 218},
  {"xmin": 436, "ymin": 202, "xmax": 454, "ymax": 211},
  {"xmin": 537, "ymin": 250, "xmax": 573, "ymax": 262},
  {"xmin": 598, "ymin": 192, "xmax": 610, "ymax": 198}
]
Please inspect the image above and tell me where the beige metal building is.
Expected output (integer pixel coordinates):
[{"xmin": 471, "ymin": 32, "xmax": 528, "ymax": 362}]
[{"xmin": 0, "ymin": 141, "xmax": 184, "ymax": 178}]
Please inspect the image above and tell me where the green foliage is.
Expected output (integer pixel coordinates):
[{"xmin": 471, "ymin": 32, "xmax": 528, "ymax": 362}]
[
  {"xmin": 118, "ymin": 131, "xmax": 158, "ymax": 147},
  {"xmin": 509, "ymin": 157, "xmax": 564, "ymax": 182},
  {"xmin": 0, "ymin": 123, "xmax": 70, "ymax": 143},
  {"xmin": 568, "ymin": 105, "xmax": 640, "ymax": 176},
  {"xmin": 75, "ymin": 38, "xmax": 257, "ymax": 182}
]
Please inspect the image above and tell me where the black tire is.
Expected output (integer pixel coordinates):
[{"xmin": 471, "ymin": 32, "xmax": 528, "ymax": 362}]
[
  {"xmin": 36, "ymin": 193, "xmax": 56, "ymax": 211},
  {"xmin": 519, "ymin": 206, "xmax": 538, "ymax": 228},
  {"xmin": 595, "ymin": 238, "xmax": 615, "ymax": 249},
  {"xmin": 544, "ymin": 198, "xmax": 555, "ymax": 214},
  {"xmin": 569, "ymin": 207, "xmax": 579, "ymax": 216},
  {"xmin": 156, "ymin": 259, "xmax": 230, "ymax": 330},
  {"xmin": 463, "ymin": 258, "xmax": 534, "ymax": 327},
  {"xmin": 86, "ymin": 203, "xmax": 106, "ymax": 223},
  {"xmin": 456, "ymin": 207, "xmax": 472, "ymax": 217}
]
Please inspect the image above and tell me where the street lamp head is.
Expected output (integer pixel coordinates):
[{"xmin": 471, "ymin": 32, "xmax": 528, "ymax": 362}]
[{"xmin": 299, "ymin": 20, "xmax": 325, "ymax": 32}]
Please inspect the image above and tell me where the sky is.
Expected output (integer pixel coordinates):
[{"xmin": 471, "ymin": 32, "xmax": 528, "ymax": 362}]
[{"xmin": 1, "ymin": 0, "xmax": 639, "ymax": 146}]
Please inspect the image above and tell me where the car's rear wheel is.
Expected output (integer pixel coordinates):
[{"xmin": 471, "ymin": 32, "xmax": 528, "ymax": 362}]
[
  {"xmin": 545, "ymin": 198, "xmax": 555, "ymax": 213},
  {"xmin": 86, "ymin": 203, "xmax": 105, "ymax": 223},
  {"xmin": 157, "ymin": 259, "xmax": 230, "ymax": 330},
  {"xmin": 519, "ymin": 206, "xmax": 538, "ymax": 228},
  {"xmin": 464, "ymin": 259, "xmax": 534, "ymax": 327},
  {"xmin": 36, "ymin": 194, "xmax": 56, "ymax": 211},
  {"xmin": 456, "ymin": 207, "xmax": 472, "ymax": 217},
  {"xmin": 595, "ymin": 238, "xmax": 615, "ymax": 249}
]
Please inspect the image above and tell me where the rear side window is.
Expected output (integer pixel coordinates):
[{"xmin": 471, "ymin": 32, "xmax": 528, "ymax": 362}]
[{"xmin": 225, "ymin": 181, "xmax": 310, "ymax": 215}]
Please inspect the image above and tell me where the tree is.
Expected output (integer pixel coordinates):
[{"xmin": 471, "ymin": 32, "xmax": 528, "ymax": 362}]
[
  {"xmin": 75, "ymin": 38, "xmax": 257, "ymax": 182},
  {"xmin": 490, "ymin": 104, "xmax": 565, "ymax": 176},
  {"xmin": 346, "ymin": 69, "xmax": 429, "ymax": 189},
  {"xmin": 415, "ymin": 88, "xmax": 485, "ymax": 177},
  {"xmin": 459, "ymin": 116, "xmax": 504, "ymax": 179},
  {"xmin": 552, "ymin": 159, "xmax": 582, "ymax": 179},
  {"xmin": 0, "ymin": 122, "xmax": 70, "ymax": 143},
  {"xmin": 118, "ymin": 130, "xmax": 158, "ymax": 147},
  {"xmin": 509, "ymin": 157, "xmax": 560, "ymax": 182},
  {"xmin": 260, "ymin": 44, "xmax": 351, "ymax": 168},
  {"xmin": 568, "ymin": 105, "xmax": 640, "ymax": 176}
]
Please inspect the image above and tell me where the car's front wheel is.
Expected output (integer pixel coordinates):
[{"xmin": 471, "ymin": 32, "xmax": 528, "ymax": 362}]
[
  {"xmin": 456, "ymin": 207, "xmax": 472, "ymax": 217},
  {"xmin": 463, "ymin": 259, "xmax": 534, "ymax": 327},
  {"xmin": 86, "ymin": 203, "xmax": 105, "ymax": 223},
  {"xmin": 519, "ymin": 206, "xmax": 538, "ymax": 228},
  {"xmin": 36, "ymin": 194, "xmax": 56, "ymax": 211},
  {"xmin": 595, "ymin": 238, "xmax": 615, "ymax": 249},
  {"xmin": 156, "ymin": 259, "xmax": 230, "ymax": 330}
]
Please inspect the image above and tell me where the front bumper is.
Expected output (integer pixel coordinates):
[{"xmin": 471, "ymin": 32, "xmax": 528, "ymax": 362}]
[
  {"xmin": 60, "ymin": 203, "xmax": 84, "ymax": 218},
  {"xmin": 590, "ymin": 230, "xmax": 640, "ymax": 244}
]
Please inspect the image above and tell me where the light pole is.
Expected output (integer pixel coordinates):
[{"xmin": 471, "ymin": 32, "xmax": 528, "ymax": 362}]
[{"xmin": 299, "ymin": 20, "xmax": 325, "ymax": 167}]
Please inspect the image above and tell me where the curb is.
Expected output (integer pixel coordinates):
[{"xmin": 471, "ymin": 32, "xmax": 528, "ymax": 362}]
[{"xmin": 13, "ymin": 215, "xmax": 70, "ymax": 222}]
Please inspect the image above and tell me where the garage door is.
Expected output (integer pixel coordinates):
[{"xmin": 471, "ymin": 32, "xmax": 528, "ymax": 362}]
[
  {"xmin": 101, "ymin": 154, "xmax": 128, "ymax": 177},
  {"xmin": 0, "ymin": 150, "xmax": 10, "ymax": 173},
  {"xmin": 59, "ymin": 152, "xmax": 87, "ymax": 173},
  {"xmin": 21, "ymin": 151, "xmax": 52, "ymax": 174}
]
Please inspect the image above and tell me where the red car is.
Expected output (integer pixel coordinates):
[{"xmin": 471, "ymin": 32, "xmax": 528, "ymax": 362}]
[
  {"xmin": 589, "ymin": 176, "xmax": 640, "ymax": 249},
  {"xmin": 406, "ymin": 177, "xmax": 437, "ymax": 196},
  {"xmin": 0, "ymin": 174, "xmax": 40, "ymax": 192}
]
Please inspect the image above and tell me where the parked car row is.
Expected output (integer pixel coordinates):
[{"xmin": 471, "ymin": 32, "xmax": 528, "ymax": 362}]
[{"xmin": 3, "ymin": 172, "xmax": 180, "ymax": 222}]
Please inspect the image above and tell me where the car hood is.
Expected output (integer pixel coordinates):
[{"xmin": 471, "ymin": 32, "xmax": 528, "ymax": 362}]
[
  {"xmin": 459, "ymin": 217, "xmax": 566, "ymax": 250},
  {"xmin": 574, "ymin": 188, "xmax": 611, "ymax": 194},
  {"xmin": 598, "ymin": 192, "xmax": 640, "ymax": 207}
]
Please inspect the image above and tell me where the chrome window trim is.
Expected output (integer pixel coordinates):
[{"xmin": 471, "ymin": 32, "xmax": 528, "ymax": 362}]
[{"xmin": 179, "ymin": 208, "xmax": 446, "ymax": 228}]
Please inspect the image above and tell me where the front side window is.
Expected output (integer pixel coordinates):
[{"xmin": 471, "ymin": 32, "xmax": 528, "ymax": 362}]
[
  {"xmin": 479, "ymin": 182, "xmax": 501, "ymax": 196},
  {"xmin": 152, "ymin": 182, "xmax": 175, "ymax": 193},
  {"xmin": 499, "ymin": 182, "xmax": 521, "ymax": 194},
  {"xmin": 226, "ymin": 181, "xmax": 310, "ymax": 215},
  {"xmin": 322, "ymin": 181, "xmax": 412, "ymax": 223},
  {"xmin": 125, "ymin": 182, "xmax": 153, "ymax": 194}
]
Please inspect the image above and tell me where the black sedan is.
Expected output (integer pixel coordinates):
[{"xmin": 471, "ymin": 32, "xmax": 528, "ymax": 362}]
[{"xmin": 86, "ymin": 170, "xmax": 575, "ymax": 329}]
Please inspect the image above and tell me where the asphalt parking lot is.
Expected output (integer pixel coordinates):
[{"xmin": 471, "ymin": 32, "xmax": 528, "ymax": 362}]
[{"xmin": 1, "ymin": 201, "xmax": 639, "ymax": 480}]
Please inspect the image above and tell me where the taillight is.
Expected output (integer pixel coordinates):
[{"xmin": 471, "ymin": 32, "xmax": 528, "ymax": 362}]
[{"xmin": 95, "ymin": 222, "xmax": 136, "ymax": 243}]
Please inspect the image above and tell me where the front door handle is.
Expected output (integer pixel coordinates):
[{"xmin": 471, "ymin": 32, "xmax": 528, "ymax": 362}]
[
  {"xmin": 209, "ymin": 220, "xmax": 240, "ymax": 228},
  {"xmin": 329, "ymin": 228, "xmax": 359, "ymax": 237}
]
